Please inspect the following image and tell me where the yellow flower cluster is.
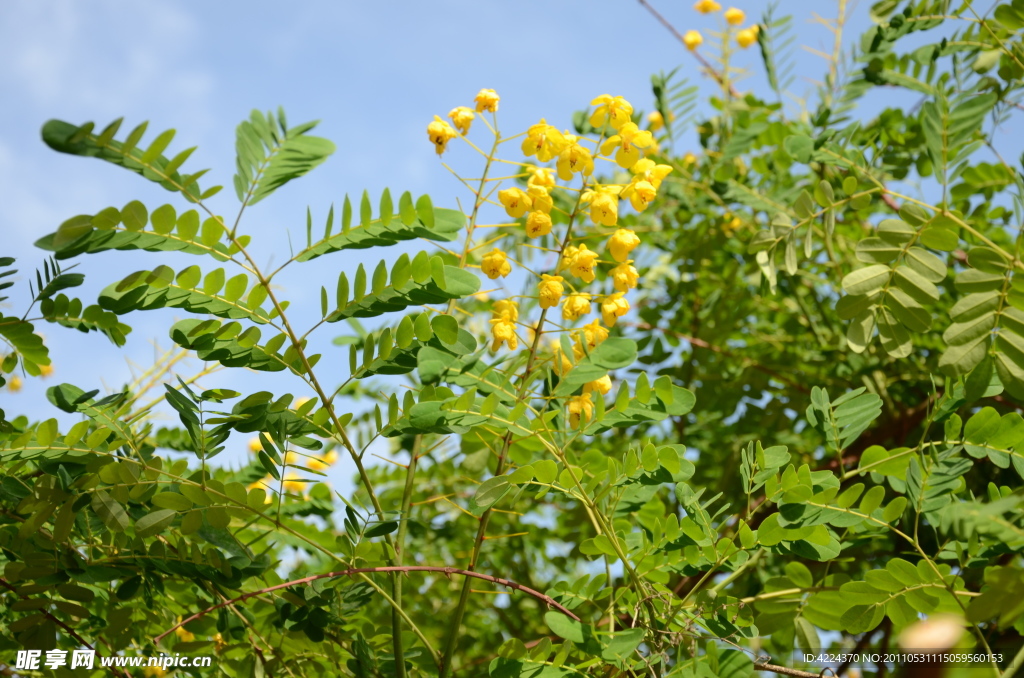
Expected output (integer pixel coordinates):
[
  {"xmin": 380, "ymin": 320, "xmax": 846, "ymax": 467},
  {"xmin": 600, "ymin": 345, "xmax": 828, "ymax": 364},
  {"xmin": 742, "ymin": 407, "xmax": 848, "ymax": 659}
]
[
  {"xmin": 427, "ymin": 90, "xmax": 674, "ymax": 432},
  {"xmin": 246, "ymin": 439, "xmax": 339, "ymax": 498}
]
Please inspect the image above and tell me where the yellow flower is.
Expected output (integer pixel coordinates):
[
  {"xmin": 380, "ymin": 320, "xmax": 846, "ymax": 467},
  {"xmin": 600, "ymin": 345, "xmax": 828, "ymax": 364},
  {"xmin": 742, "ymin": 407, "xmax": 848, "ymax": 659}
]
[
  {"xmin": 589, "ymin": 94, "xmax": 634, "ymax": 131},
  {"xmin": 683, "ymin": 30, "xmax": 704, "ymax": 50},
  {"xmin": 493, "ymin": 299, "xmax": 519, "ymax": 323},
  {"xmin": 621, "ymin": 179, "xmax": 658, "ymax": 212},
  {"xmin": 558, "ymin": 245, "xmax": 579, "ymax": 274},
  {"xmin": 481, "ymin": 249, "xmax": 512, "ymax": 280},
  {"xmin": 144, "ymin": 666, "xmax": 167, "ymax": 677},
  {"xmin": 610, "ymin": 262, "xmax": 640, "ymax": 292},
  {"xmin": 282, "ymin": 472, "xmax": 305, "ymax": 495},
  {"xmin": 562, "ymin": 294, "xmax": 592, "ymax": 321},
  {"xmin": 498, "ymin": 187, "xmax": 532, "ymax": 218},
  {"xmin": 39, "ymin": 364, "xmax": 54, "ymax": 378},
  {"xmin": 490, "ymin": 318, "xmax": 518, "ymax": 351},
  {"xmin": 724, "ymin": 7, "xmax": 745, "ymax": 24},
  {"xmin": 248, "ymin": 437, "xmax": 263, "ymax": 454},
  {"xmin": 584, "ymin": 375, "xmax": 613, "ymax": 396},
  {"xmin": 694, "ymin": 0, "xmax": 721, "ymax": 12},
  {"xmin": 525, "ymin": 211, "xmax": 553, "ymax": 238},
  {"xmin": 569, "ymin": 244, "xmax": 599, "ymax": 283},
  {"xmin": 6, "ymin": 376, "xmax": 22, "ymax": 393},
  {"xmin": 448, "ymin": 106, "xmax": 476, "ymax": 134},
  {"xmin": 601, "ymin": 293, "xmax": 631, "ymax": 327},
  {"xmin": 176, "ymin": 624, "xmax": 195, "ymax": 643},
  {"xmin": 214, "ymin": 632, "xmax": 227, "ymax": 653},
  {"xmin": 588, "ymin": 189, "xmax": 619, "ymax": 227},
  {"xmin": 427, "ymin": 116, "xmax": 458, "ymax": 155},
  {"xmin": 528, "ymin": 166, "xmax": 557, "ymax": 189},
  {"xmin": 600, "ymin": 122, "xmax": 655, "ymax": 169},
  {"xmin": 527, "ymin": 186, "xmax": 553, "ymax": 214},
  {"xmin": 552, "ymin": 342, "xmax": 574, "ymax": 375},
  {"xmin": 474, "ymin": 88, "xmax": 500, "ymax": 113},
  {"xmin": 308, "ymin": 448, "xmax": 339, "ymax": 472},
  {"xmin": 567, "ymin": 393, "xmax": 594, "ymax": 429},
  {"xmin": 608, "ymin": 229, "xmax": 641, "ymax": 262},
  {"xmin": 736, "ymin": 26, "xmax": 758, "ymax": 48},
  {"xmin": 522, "ymin": 120, "xmax": 568, "ymax": 162},
  {"xmin": 647, "ymin": 111, "xmax": 665, "ymax": 131},
  {"xmin": 555, "ymin": 134, "xmax": 594, "ymax": 181},
  {"xmin": 682, "ymin": 152, "xmax": 699, "ymax": 166},
  {"xmin": 630, "ymin": 158, "xmax": 674, "ymax": 188},
  {"xmin": 579, "ymin": 319, "xmax": 609, "ymax": 349},
  {"xmin": 538, "ymin": 275, "xmax": 564, "ymax": 309}
]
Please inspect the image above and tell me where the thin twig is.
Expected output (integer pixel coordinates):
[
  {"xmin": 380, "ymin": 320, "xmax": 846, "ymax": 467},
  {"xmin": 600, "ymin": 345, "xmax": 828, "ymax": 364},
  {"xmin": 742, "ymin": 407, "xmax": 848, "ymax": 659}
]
[
  {"xmin": 154, "ymin": 565, "xmax": 579, "ymax": 644},
  {"xmin": 636, "ymin": 0, "xmax": 741, "ymax": 97},
  {"xmin": 755, "ymin": 661, "xmax": 834, "ymax": 678}
]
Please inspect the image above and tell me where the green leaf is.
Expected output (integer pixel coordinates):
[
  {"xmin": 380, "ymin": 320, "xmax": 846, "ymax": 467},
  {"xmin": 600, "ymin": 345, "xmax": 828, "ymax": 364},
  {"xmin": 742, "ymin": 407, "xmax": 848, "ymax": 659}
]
[
  {"xmin": 234, "ymin": 109, "xmax": 335, "ymax": 205},
  {"xmin": 135, "ymin": 509, "xmax": 177, "ymax": 538}
]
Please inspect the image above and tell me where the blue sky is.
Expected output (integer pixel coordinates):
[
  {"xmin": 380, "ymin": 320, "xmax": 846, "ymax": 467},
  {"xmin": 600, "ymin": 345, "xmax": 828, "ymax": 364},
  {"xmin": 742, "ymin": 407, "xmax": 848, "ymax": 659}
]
[{"xmin": 0, "ymin": 0, "xmax": 936, "ymax": 487}]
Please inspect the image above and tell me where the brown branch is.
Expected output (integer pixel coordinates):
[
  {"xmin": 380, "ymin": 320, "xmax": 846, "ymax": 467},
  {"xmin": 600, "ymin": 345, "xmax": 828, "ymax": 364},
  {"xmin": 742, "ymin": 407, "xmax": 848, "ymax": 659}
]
[
  {"xmin": 636, "ymin": 0, "xmax": 741, "ymax": 97},
  {"xmin": 756, "ymin": 662, "xmax": 834, "ymax": 678},
  {"xmin": 154, "ymin": 565, "xmax": 580, "ymax": 644},
  {"xmin": 0, "ymin": 578, "xmax": 129, "ymax": 678}
]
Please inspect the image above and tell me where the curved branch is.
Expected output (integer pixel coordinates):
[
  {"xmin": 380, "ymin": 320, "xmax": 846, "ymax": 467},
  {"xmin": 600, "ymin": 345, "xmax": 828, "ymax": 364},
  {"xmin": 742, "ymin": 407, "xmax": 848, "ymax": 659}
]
[{"xmin": 154, "ymin": 565, "xmax": 580, "ymax": 644}]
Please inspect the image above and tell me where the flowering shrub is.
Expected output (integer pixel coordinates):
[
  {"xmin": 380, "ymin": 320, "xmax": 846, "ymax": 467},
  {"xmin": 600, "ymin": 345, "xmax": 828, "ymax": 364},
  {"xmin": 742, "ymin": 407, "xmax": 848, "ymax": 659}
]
[{"xmin": 3, "ymin": 1, "xmax": 1024, "ymax": 677}]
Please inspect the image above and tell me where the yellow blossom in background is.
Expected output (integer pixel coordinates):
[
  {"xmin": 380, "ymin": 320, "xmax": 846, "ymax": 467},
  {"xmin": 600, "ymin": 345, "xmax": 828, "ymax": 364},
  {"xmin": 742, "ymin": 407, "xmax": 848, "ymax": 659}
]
[
  {"xmin": 567, "ymin": 393, "xmax": 594, "ymax": 429},
  {"xmin": 248, "ymin": 437, "xmax": 262, "ymax": 453},
  {"xmin": 474, "ymin": 88, "xmax": 500, "ymax": 113},
  {"xmin": 7, "ymin": 376, "xmax": 22, "ymax": 392},
  {"xmin": 293, "ymin": 396, "xmax": 312, "ymax": 410},
  {"xmin": 601, "ymin": 293, "xmax": 631, "ymax": 327},
  {"xmin": 144, "ymin": 666, "xmax": 167, "ymax": 678},
  {"xmin": 308, "ymin": 448, "xmax": 339, "ymax": 472},
  {"xmin": 522, "ymin": 120, "xmax": 567, "ymax": 162},
  {"xmin": 282, "ymin": 472, "xmax": 305, "ymax": 495},
  {"xmin": 448, "ymin": 106, "xmax": 475, "ymax": 134},
  {"xmin": 493, "ymin": 299, "xmax": 519, "ymax": 322},
  {"xmin": 427, "ymin": 116, "xmax": 458, "ymax": 155},
  {"xmin": 610, "ymin": 261, "xmax": 640, "ymax": 292},
  {"xmin": 736, "ymin": 26, "xmax": 759, "ymax": 48},
  {"xmin": 525, "ymin": 211, "xmax": 553, "ymax": 238},
  {"xmin": 589, "ymin": 94, "xmax": 634, "ymax": 131},
  {"xmin": 538, "ymin": 275, "xmax": 564, "ymax": 308},
  {"xmin": 682, "ymin": 152, "xmax": 699, "ymax": 166},
  {"xmin": 528, "ymin": 166, "xmax": 557, "ymax": 189},
  {"xmin": 608, "ymin": 229, "xmax": 641, "ymax": 262},
  {"xmin": 647, "ymin": 110, "xmax": 665, "ymax": 131},
  {"xmin": 498, "ymin": 187, "xmax": 532, "ymax": 218},
  {"xmin": 683, "ymin": 30, "xmax": 704, "ymax": 50},
  {"xmin": 214, "ymin": 633, "xmax": 228, "ymax": 653},
  {"xmin": 39, "ymin": 364, "xmax": 54, "ymax": 377},
  {"xmin": 527, "ymin": 186, "xmax": 553, "ymax": 214},
  {"xmin": 555, "ymin": 134, "xmax": 594, "ymax": 181},
  {"xmin": 562, "ymin": 294, "xmax": 592, "ymax": 321},
  {"xmin": 490, "ymin": 317, "xmax": 517, "ymax": 351},
  {"xmin": 176, "ymin": 624, "xmax": 195, "ymax": 643},
  {"xmin": 588, "ymin": 189, "xmax": 619, "ymax": 226},
  {"xmin": 584, "ymin": 375, "xmax": 613, "ymax": 396},
  {"xmin": 558, "ymin": 245, "xmax": 579, "ymax": 274},
  {"xmin": 481, "ymin": 249, "xmax": 512, "ymax": 280},
  {"xmin": 247, "ymin": 477, "xmax": 270, "ymax": 494},
  {"xmin": 621, "ymin": 179, "xmax": 658, "ymax": 211},
  {"xmin": 724, "ymin": 7, "xmax": 745, "ymax": 24},
  {"xmin": 694, "ymin": 0, "xmax": 721, "ymax": 12},
  {"xmin": 600, "ymin": 122, "xmax": 655, "ymax": 168},
  {"xmin": 579, "ymin": 319, "xmax": 609, "ymax": 349},
  {"xmin": 569, "ymin": 244, "xmax": 599, "ymax": 283}
]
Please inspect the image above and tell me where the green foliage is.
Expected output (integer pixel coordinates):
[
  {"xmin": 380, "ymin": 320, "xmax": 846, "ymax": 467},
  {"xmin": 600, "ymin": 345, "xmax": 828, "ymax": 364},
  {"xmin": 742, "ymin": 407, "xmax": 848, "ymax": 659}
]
[{"xmin": 4, "ymin": 3, "xmax": 1024, "ymax": 677}]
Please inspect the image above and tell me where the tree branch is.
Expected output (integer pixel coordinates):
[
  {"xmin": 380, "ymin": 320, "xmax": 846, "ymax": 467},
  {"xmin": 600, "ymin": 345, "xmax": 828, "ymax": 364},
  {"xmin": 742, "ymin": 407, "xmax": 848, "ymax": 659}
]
[{"xmin": 154, "ymin": 565, "xmax": 580, "ymax": 644}]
